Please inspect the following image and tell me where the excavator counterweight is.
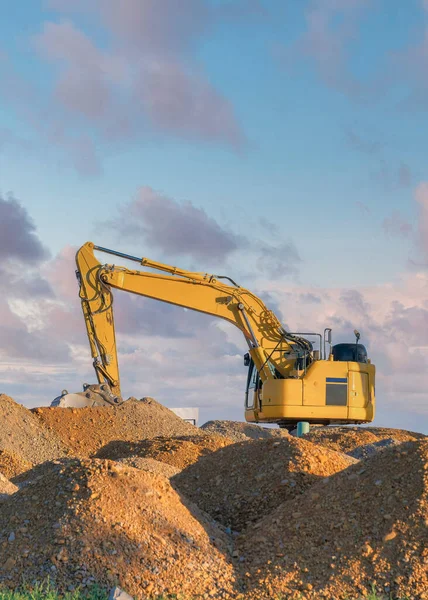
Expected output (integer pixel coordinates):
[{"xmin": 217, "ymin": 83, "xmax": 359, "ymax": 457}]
[{"xmin": 54, "ymin": 242, "xmax": 376, "ymax": 428}]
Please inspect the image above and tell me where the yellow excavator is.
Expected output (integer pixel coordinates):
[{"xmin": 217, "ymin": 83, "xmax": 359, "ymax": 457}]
[{"xmin": 53, "ymin": 242, "xmax": 376, "ymax": 429}]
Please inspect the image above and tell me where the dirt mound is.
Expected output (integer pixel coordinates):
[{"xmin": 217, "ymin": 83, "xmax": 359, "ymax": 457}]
[
  {"xmin": 237, "ymin": 440, "xmax": 428, "ymax": 599},
  {"xmin": 174, "ymin": 437, "xmax": 356, "ymax": 532},
  {"xmin": 96, "ymin": 434, "xmax": 234, "ymax": 469},
  {"xmin": 33, "ymin": 397, "xmax": 203, "ymax": 458},
  {"xmin": 117, "ymin": 457, "xmax": 181, "ymax": 478},
  {"xmin": 0, "ymin": 458, "xmax": 237, "ymax": 598},
  {"xmin": 0, "ymin": 450, "xmax": 32, "ymax": 479},
  {"xmin": 201, "ymin": 420, "xmax": 289, "ymax": 442},
  {"xmin": 0, "ymin": 395, "xmax": 68, "ymax": 464},
  {"xmin": 0, "ymin": 473, "xmax": 18, "ymax": 500},
  {"xmin": 303, "ymin": 425, "xmax": 426, "ymax": 457}
]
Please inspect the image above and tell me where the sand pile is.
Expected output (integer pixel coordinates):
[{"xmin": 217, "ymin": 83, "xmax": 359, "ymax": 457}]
[
  {"xmin": 0, "ymin": 395, "xmax": 67, "ymax": 464},
  {"xmin": 33, "ymin": 397, "xmax": 203, "ymax": 458},
  {"xmin": 96, "ymin": 434, "xmax": 234, "ymax": 469},
  {"xmin": 0, "ymin": 458, "xmax": 237, "ymax": 598},
  {"xmin": 174, "ymin": 437, "xmax": 356, "ymax": 531},
  {"xmin": 236, "ymin": 440, "xmax": 428, "ymax": 599},
  {"xmin": 0, "ymin": 473, "xmax": 18, "ymax": 500},
  {"xmin": 0, "ymin": 450, "xmax": 32, "ymax": 479},
  {"xmin": 117, "ymin": 457, "xmax": 180, "ymax": 478},
  {"xmin": 201, "ymin": 420, "xmax": 289, "ymax": 442},
  {"xmin": 304, "ymin": 425, "xmax": 426, "ymax": 458}
]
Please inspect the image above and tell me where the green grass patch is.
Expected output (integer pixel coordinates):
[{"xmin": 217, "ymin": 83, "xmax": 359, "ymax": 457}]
[
  {"xmin": 0, "ymin": 581, "xmax": 108, "ymax": 600},
  {"xmin": 0, "ymin": 582, "xmax": 411, "ymax": 600}
]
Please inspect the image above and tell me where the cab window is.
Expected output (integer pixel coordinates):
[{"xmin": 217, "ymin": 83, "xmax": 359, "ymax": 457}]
[{"xmin": 245, "ymin": 360, "xmax": 259, "ymax": 408}]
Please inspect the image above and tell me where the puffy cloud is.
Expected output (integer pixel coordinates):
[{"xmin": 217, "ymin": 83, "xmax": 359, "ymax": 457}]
[
  {"xmin": 134, "ymin": 59, "xmax": 242, "ymax": 145},
  {"xmin": 0, "ymin": 194, "xmax": 49, "ymax": 264},
  {"xmin": 43, "ymin": 245, "xmax": 79, "ymax": 300},
  {"xmin": 388, "ymin": 3, "xmax": 428, "ymax": 111},
  {"xmin": 111, "ymin": 186, "xmax": 243, "ymax": 263},
  {"xmin": 281, "ymin": 0, "xmax": 371, "ymax": 96},
  {"xmin": 27, "ymin": 0, "xmax": 248, "ymax": 167},
  {"xmin": 299, "ymin": 292, "xmax": 322, "ymax": 305},
  {"xmin": 0, "ymin": 197, "xmax": 73, "ymax": 367},
  {"xmin": 255, "ymin": 240, "xmax": 301, "ymax": 279}
]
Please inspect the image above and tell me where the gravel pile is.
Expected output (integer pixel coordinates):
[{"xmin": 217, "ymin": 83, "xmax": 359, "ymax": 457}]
[
  {"xmin": 0, "ymin": 458, "xmax": 237, "ymax": 598},
  {"xmin": 2, "ymin": 394, "xmax": 427, "ymax": 599},
  {"xmin": 0, "ymin": 395, "xmax": 68, "ymax": 464},
  {"xmin": 33, "ymin": 397, "xmax": 203, "ymax": 458},
  {"xmin": 0, "ymin": 473, "xmax": 18, "ymax": 500},
  {"xmin": 0, "ymin": 450, "xmax": 32, "ymax": 479},
  {"xmin": 96, "ymin": 434, "xmax": 234, "ymax": 469},
  {"xmin": 236, "ymin": 440, "xmax": 428, "ymax": 599},
  {"xmin": 173, "ymin": 437, "xmax": 356, "ymax": 531},
  {"xmin": 201, "ymin": 420, "xmax": 289, "ymax": 442},
  {"xmin": 303, "ymin": 425, "xmax": 426, "ymax": 457},
  {"xmin": 117, "ymin": 457, "xmax": 180, "ymax": 478}
]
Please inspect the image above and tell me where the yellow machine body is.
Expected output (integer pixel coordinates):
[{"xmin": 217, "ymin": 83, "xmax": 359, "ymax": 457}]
[
  {"xmin": 71, "ymin": 241, "xmax": 376, "ymax": 427},
  {"xmin": 245, "ymin": 359, "xmax": 375, "ymax": 426}
]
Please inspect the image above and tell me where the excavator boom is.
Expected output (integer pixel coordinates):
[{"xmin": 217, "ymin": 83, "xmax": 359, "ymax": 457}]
[{"xmin": 74, "ymin": 243, "xmax": 305, "ymax": 396}]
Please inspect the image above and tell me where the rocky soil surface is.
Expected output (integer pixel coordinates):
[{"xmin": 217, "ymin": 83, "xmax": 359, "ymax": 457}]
[
  {"xmin": 96, "ymin": 434, "xmax": 234, "ymax": 469},
  {"xmin": 201, "ymin": 420, "xmax": 289, "ymax": 442},
  {"xmin": 0, "ymin": 458, "xmax": 237, "ymax": 599},
  {"xmin": 1, "ymin": 394, "xmax": 427, "ymax": 599},
  {"xmin": 0, "ymin": 395, "xmax": 68, "ymax": 463},
  {"xmin": 117, "ymin": 457, "xmax": 180, "ymax": 478},
  {"xmin": 0, "ymin": 449, "xmax": 32, "ymax": 479},
  {"xmin": 33, "ymin": 397, "xmax": 203, "ymax": 458},
  {"xmin": 236, "ymin": 440, "xmax": 428, "ymax": 599},
  {"xmin": 173, "ymin": 437, "xmax": 357, "ymax": 531},
  {"xmin": 303, "ymin": 425, "xmax": 426, "ymax": 456},
  {"xmin": 0, "ymin": 473, "xmax": 18, "ymax": 500}
]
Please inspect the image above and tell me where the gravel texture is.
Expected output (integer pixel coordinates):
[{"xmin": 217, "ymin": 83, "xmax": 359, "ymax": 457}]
[
  {"xmin": 32, "ymin": 397, "xmax": 203, "ymax": 458},
  {"xmin": 236, "ymin": 440, "xmax": 428, "ymax": 599},
  {"xmin": 303, "ymin": 425, "xmax": 426, "ymax": 456},
  {"xmin": 0, "ymin": 473, "xmax": 18, "ymax": 500},
  {"xmin": 2, "ymin": 394, "xmax": 428, "ymax": 599},
  {"xmin": 0, "ymin": 395, "xmax": 68, "ymax": 464},
  {"xmin": 173, "ymin": 437, "xmax": 357, "ymax": 532},
  {"xmin": 0, "ymin": 458, "xmax": 237, "ymax": 599},
  {"xmin": 201, "ymin": 420, "xmax": 289, "ymax": 443},
  {"xmin": 96, "ymin": 434, "xmax": 234, "ymax": 469},
  {"xmin": 0, "ymin": 450, "xmax": 32, "ymax": 480},
  {"xmin": 117, "ymin": 457, "xmax": 181, "ymax": 478}
]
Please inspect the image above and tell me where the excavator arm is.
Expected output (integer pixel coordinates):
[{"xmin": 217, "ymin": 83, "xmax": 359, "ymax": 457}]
[
  {"xmin": 75, "ymin": 242, "xmax": 309, "ymax": 399},
  {"xmin": 54, "ymin": 241, "xmax": 375, "ymax": 427}
]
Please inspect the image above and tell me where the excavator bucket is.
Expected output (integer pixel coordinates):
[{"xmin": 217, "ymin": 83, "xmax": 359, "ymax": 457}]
[{"xmin": 51, "ymin": 383, "xmax": 124, "ymax": 408}]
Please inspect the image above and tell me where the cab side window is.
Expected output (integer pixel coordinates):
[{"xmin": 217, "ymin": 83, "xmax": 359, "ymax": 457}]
[{"xmin": 246, "ymin": 361, "xmax": 260, "ymax": 409}]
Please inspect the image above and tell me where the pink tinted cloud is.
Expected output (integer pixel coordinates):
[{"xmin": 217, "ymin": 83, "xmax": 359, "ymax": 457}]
[
  {"xmin": 135, "ymin": 59, "xmax": 243, "ymax": 146},
  {"xmin": 0, "ymin": 194, "xmax": 49, "ymax": 263},
  {"xmin": 282, "ymin": 0, "xmax": 371, "ymax": 95},
  {"xmin": 44, "ymin": 245, "xmax": 79, "ymax": 300},
  {"xmin": 32, "ymin": 2, "xmax": 247, "ymax": 154},
  {"xmin": 111, "ymin": 186, "xmax": 243, "ymax": 263}
]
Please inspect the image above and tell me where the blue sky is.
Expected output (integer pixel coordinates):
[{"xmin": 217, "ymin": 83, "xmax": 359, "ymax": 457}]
[{"xmin": 0, "ymin": 0, "xmax": 427, "ymax": 430}]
